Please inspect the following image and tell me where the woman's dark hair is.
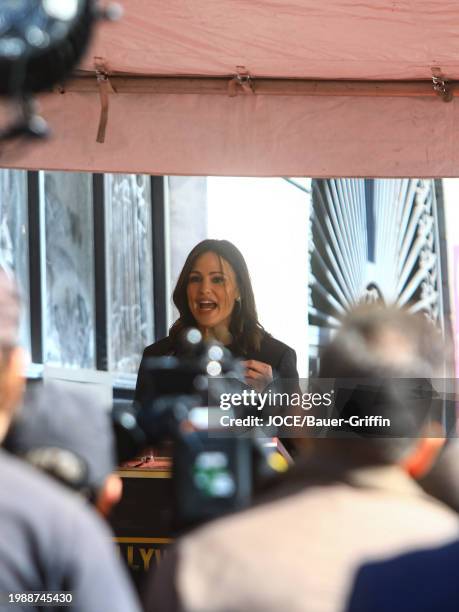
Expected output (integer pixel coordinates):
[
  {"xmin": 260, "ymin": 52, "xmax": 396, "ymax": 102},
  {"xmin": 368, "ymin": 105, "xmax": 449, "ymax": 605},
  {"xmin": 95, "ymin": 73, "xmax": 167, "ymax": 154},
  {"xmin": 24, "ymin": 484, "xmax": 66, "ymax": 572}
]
[{"xmin": 169, "ymin": 239, "xmax": 264, "ymax": 354}]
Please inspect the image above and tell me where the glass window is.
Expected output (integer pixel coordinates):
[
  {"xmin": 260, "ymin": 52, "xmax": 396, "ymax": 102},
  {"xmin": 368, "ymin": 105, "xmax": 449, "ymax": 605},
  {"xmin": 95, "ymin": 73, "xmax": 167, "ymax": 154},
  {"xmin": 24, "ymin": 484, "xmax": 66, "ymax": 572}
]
[
  {"xmin": 166, "ymin": 177, "xmax": 309, "ymax": 377},
  {"xmin": 105, "ymin": 174, "xmax": 154, "ymax": 373},
  {"xmin": 41, "ymin": 171, "xmax": 96, "ymax": 368},
  {"xmin": 167, "ymin": 177, "xmax": 208, "ymax": 322},
  {"xmin": 0, "ymin": 169, "xmax": 30, "ymax": 350},
  {"xmin": 207, "ymin": 177, "xmax": 310, "ymax": 376}
]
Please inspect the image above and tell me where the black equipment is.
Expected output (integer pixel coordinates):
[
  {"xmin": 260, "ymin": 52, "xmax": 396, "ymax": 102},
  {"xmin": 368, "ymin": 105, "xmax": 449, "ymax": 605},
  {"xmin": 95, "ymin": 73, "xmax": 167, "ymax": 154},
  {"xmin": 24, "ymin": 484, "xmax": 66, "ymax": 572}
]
[
  {"xmin": 0, "ymin": 0, "xmax": 120, "ymax": 140},
  {"xmin": 113, "ymin": 329, "xmax": 289, "ymax": 531}
]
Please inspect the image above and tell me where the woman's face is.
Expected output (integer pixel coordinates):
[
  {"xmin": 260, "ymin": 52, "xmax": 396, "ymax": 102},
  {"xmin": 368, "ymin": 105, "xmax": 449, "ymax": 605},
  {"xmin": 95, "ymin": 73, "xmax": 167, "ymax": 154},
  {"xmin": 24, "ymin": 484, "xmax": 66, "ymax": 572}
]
[{"xmin": 186, "ymin": 251, "xmax": 239, "ymax": 332}]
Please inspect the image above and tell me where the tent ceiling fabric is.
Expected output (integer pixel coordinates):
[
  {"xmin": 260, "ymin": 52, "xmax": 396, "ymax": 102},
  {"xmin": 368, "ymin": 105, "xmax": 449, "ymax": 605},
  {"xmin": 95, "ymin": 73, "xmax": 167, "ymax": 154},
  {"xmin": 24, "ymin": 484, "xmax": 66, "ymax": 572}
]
[
  {"xmin": 80, "ymin": 0, "xmax": 459, "ymax": 80},
  {"xmin": 3, "ymin": 92, "xmax": 457, "ymax": 177},
  {"xmin": 2, "ymin": 1, "xmax": 459, "ymax": 176}
]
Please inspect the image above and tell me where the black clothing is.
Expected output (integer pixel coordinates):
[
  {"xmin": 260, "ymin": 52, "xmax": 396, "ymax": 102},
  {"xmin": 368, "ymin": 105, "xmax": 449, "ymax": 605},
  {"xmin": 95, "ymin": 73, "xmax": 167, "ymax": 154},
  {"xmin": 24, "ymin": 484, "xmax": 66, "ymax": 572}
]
[
  {"xmin": 134, "ymin": 332, "xmax": 299, "ymax": 405},
  {"xmin": 346, "ymin": 540, "xmax": 459, "ymax": 612},
  {"xmin": 0, "ymin": 449, "xmax": 141, "ymax": 612}
]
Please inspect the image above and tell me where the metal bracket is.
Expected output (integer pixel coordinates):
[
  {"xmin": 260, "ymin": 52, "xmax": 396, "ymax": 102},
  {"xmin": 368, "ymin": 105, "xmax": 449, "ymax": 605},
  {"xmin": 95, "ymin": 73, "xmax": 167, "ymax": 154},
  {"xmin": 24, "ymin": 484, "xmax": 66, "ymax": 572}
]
[
  {"xmin": 431, "ymin": 67, "xmax": 452, "ymax": 102},
  {"xmin": 228, "ymin": 66, "xmax": 255, "ymax": 97}
]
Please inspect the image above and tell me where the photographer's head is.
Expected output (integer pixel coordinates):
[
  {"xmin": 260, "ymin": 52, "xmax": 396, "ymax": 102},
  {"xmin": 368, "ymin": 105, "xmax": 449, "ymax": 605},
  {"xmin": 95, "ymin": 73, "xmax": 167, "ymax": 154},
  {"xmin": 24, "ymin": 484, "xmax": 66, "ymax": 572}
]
[
  {"xmin": 320, "ymin": 304, "xmax": 445, "ymax": 380},
  {"xmin": 317, "ymin": 304, "xmax": 446, "ymax": 474},
  {"xmin": 171, "ymin": 239, "xmax": 263, "ymax": 353},
  {"xmin": 0, "ymin": 267, "xmax": 25, "ymax": 442},
  {"xmin": 4, "ymin": 385, "xmax": 122, "ymax": 517}
]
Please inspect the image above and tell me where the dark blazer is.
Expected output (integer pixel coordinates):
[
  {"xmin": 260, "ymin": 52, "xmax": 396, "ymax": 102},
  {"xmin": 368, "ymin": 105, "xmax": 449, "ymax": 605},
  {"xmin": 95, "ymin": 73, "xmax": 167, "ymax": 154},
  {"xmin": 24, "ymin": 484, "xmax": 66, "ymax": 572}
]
[
  {"xmin": 134, "ymin": 332, "xmax": 299, "ymax": 405},
  {"xmin": 346, "ymin": 540, "xmax": 459, "ymax": 612}
]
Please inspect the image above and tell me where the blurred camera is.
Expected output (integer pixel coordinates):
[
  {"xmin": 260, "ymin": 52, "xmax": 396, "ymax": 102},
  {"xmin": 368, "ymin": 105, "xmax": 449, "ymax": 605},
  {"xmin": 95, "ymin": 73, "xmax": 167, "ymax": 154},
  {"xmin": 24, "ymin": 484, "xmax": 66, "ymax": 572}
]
[
  {"xmin": 0, "ymin": 0, "xmax": 120, "ymax": 140},
  {"xmin": 113, "ymin": 329, "xmax": 289, "ymax": 530}
]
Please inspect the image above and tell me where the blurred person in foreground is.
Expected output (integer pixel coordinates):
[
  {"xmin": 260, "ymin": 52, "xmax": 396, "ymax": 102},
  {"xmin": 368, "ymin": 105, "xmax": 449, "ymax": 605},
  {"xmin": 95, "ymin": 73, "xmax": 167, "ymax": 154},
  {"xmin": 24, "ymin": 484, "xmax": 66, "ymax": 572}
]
[
  {"xmin": 4, "ymin": 383, "xmax": 122, "ymax": 517},
  {"xmin": 146, "ymin": 304, "xmax": 459, "ymax": 612},
  {"xmin": 0, "ymin": 268, "xmax": 141, "ymax": 612},
  {"xmin": 346, "ymin": 438, "xmax": 459, "ymax": 612}
]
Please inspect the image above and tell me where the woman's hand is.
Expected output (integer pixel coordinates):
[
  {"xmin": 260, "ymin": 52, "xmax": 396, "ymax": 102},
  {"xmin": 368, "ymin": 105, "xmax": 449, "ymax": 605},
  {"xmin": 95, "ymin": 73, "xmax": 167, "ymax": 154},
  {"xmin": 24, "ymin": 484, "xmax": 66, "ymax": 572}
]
[{"xmin": 241, "ymin": 359, "xmax": 273, "ymax": 392}]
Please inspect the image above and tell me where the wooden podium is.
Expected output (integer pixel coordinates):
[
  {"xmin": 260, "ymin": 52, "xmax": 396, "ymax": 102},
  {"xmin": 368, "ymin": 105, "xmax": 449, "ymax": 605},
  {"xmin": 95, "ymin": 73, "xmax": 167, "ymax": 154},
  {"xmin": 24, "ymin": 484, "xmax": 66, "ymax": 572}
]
[{"xmin": 109, "ymin": 457, "xmax": 174, "ymax": 589}]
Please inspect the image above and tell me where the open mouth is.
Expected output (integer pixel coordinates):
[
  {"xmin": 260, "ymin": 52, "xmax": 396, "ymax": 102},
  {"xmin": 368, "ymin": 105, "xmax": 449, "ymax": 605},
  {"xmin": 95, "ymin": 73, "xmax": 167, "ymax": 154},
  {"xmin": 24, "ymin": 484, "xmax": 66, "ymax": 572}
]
[{"xmin": 198, "ymin": 300, "xmax": 217, "ymax": 311}]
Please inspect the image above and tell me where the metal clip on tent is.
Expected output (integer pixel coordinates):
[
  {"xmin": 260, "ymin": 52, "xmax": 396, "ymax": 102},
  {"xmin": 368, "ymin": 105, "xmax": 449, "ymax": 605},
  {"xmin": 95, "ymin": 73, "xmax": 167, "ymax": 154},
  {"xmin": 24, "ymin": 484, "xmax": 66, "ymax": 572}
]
[
  {"xmin": 228, "ymin": 67, "xmax": 255, "ymax": 97},
  {"xmin": 431, "ymin": 67, "xmax": 452, "ymax": 102}
]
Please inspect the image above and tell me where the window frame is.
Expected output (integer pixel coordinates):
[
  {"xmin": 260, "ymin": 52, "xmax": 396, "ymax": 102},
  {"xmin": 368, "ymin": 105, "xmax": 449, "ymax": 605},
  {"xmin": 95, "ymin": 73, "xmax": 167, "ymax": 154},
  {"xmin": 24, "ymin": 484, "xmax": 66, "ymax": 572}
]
[{"xmin": 19, "ymin": 170, "xmax": 168, "ymax": 392}]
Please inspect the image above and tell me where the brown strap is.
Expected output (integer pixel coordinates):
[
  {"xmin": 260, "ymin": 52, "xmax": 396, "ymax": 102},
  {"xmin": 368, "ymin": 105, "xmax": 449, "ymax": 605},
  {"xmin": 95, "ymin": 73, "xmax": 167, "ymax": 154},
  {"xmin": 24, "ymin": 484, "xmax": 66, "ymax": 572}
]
[
  {"xmin": 96, "ymin": 77, "xmax": 109, "ymax": 143},
  {"xmin": 94, "ymin": 58, "xmax": 115, "ymax": 143}
]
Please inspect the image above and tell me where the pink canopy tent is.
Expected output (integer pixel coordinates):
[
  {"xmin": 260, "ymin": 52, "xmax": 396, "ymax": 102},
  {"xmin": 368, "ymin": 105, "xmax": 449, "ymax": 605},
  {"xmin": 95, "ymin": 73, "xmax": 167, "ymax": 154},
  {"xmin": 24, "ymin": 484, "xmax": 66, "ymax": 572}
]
[{"xmin": 3, "ymin": 0, "xmax": 459, "ymax": 176}]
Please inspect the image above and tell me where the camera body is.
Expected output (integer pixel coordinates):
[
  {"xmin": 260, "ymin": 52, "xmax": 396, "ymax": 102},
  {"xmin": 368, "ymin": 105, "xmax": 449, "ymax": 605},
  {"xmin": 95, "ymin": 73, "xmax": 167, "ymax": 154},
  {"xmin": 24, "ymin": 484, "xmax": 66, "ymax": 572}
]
[
  {"xmin": 0, "ymin": 0, "xmax": 94, "ymax": 96},
  {"xmin": 0, "ymin": 1, "xmax": 120, "ymax": 140}
]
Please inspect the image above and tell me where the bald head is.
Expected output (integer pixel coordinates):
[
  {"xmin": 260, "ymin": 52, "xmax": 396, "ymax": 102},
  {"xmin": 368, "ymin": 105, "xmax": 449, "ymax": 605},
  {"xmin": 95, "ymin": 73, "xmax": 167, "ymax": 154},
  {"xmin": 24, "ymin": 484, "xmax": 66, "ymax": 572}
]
[
  {"xmin": 0, "ymin": 267, "xmax": 20, "ymax": 355},
  {"xmin": 0, "ymin": 267, "xmax": 23, "ymax": 442}
]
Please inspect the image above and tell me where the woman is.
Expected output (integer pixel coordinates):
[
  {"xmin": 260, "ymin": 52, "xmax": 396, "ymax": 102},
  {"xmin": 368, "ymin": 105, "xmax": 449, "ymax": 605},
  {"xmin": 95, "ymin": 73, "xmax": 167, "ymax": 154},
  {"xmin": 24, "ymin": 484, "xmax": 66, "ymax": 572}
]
[{"xmin": 135, "ymin": 239, "xmax": 299, "ymax": 404}]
